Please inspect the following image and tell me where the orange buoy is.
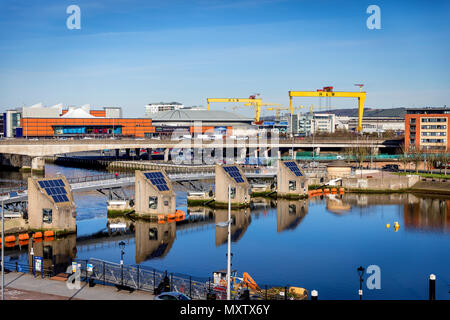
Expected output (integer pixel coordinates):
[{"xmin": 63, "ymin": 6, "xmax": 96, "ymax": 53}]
[
  {"xmin": 331, "ymin": 188, "xmax": 337, "ymax": 193},
  {"xmin": 33, "ymin": 232, "xmax": 43, "ymax": 239},
  {"xmin": 5, "ymin": 242, "xmax": 16, "ymax": 248},
  {"xmin": 339, "ymin": 187, "xmax": 345, "ymax": 193},
  {"xmin": 44, "ymin": 230, "xmax": 54, "ymax": 238},
  {"xmin": 176, "ymin": 210, "xmax": 185, "ymax": 220},
  {"xmin": 19, "ymin": 233, "xmax": 30, "ymax": 241},
  {"xmin": 5, "ymin": 235, "xmax": 16, "ymax": 243},
  {"xmin": 168, "ymin": 213, "xmax": 176, "ymax": 220},
  {"xmin": 324, "ymin": 188, "xmax": 330, "ymax": 193}
]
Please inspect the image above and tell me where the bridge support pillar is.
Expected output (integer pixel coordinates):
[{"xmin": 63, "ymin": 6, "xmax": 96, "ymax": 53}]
[
  {"xmin": 31, "ymin": 157, "xmax": 45, "ymax": 174},
  {"xmin": 373, "ymin": 147, "xmax": 380, "ymax": 155},
  {"xmin": 164, "ymin": 148, "xmax": 170, "ymax": 162}
]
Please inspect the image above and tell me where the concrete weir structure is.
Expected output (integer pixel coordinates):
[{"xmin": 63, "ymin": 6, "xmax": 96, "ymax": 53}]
[
  {"xmin": 134, "ymin": 170, "xmax": 176, "ymax": 218},
  {"xmin": 135, "ymin": 220, "xmax": 176, "ymax": 264},
  {"xmin": 27, "ymin": 176, "xmax": 76, "ymax": 234},
  {"xmin": 276, "ymin": 160, "xmax": 308, "ymax": 198},
  {"xmin": 215, "ymin": 164, "xmax": 251, "ymax": 208}
]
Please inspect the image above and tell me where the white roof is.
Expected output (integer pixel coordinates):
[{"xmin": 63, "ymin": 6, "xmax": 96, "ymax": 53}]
[{"xmin": 61, "ymin": 108, "xmax": 95, "ymax": 118}]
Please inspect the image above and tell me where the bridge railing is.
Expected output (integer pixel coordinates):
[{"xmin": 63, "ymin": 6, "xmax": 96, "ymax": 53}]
[{"xmin": 66, "ymin": 172, "xmax": 134, "ymax": 184}]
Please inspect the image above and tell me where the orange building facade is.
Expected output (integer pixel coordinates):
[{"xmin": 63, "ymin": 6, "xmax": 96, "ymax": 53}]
[
  {"xmin": 22, "ymin": 118, "xmax": 155, "ymax": 138},
  {"xmin": 405, "ymin": 108, "xmax": 450, "ymax": 152}
]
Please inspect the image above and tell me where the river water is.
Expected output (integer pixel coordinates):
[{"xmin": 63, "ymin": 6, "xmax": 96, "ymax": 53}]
[{"xmin": 2, "ymin": 163, "xmax": 449, "ymax": 300}]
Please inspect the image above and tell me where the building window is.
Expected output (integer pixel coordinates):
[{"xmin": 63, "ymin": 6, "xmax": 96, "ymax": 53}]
[
  {"xmin": 289, "ymin": 204, "xmax": 297, "ymax": 215},
  {"xmin": 164, "ymin": 200, "xmax": 169, "ymax": 206},
  {"xmin": 301, "ymin": 182, "xmax": 305, "ymax": 189},
  {"xmin": 289, "ymin": 180, "xmax": 296, "ymax": 191},
  {"xmin": 42, "ymin": 209, "xmax": 52, "ymax": 223},
  {"xmin": 230, "ymin": 187, "xmax": 236, "ymax": 199},
  {"xmin": 409, "ymin": 118, "xmax": 416, "ymax": 124},
  {"xmin": 43, "ymin": 246, "xmax": 53, "ymax": 259},
  {"xmin": 149, "ymin": 228, "xmax": 158, "ymax": 240},
  {"xmin": 149, "ymin": 196, "xmax": 158, "ymax": 209}
]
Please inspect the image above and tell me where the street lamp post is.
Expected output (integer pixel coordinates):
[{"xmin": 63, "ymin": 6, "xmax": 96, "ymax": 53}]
[
  {"xmin": 119, "ymin": 241, "xmax": 125, "ymax": 286},
  {"xmin": 357, "ymin": 266, "xmax": 365, "ymax": 300},
  {"xmin": 216, "ymin": 184, "xmax": 233, "ymax": 300}
]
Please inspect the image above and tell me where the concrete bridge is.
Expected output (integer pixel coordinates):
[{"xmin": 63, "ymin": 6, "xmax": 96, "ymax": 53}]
[
  {"xmin": 0, "ymin": 137, "xmax": 401, "ymax": 171},
  {"xmin": 0, "ymin": 168, "xmax": 278, "ymax": 205}
]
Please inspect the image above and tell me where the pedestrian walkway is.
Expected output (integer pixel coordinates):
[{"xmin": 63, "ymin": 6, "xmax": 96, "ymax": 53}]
[{"xmin": 3, "ymin": 271, "xmax": 155, "ymax": 300}]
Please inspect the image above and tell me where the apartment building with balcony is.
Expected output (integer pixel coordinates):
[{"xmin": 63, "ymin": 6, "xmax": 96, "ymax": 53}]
[{"xmin": 405, "ymin": 107, "xmax": 450, "ymax": 152}]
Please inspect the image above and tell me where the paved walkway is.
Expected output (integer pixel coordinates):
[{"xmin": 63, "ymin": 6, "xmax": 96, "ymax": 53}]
[{"xmin": 3, "ymin": 271, "xmax": 155, "ymax": 300}]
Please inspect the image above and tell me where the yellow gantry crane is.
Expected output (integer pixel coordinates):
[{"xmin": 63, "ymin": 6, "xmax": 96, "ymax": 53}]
[
  {"xmin": 265, "ymin": 105, "xmax": 304, "ymax": 119},
  {"xmin": 207, "ymin": 96, "xmax": 263, "ymax": 122},
  {"xmin": 288, "ymin": 87, "xmax": 366, "ymax": 132}
]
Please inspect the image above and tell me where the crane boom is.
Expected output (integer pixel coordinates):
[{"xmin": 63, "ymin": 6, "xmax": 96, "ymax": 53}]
[
  {"xmin": 288, "ymin": 90, "xmax": 366, "ymax": 132},
  {"xmin": 207, "ymin": 98, "xmax": 263, "ymax": 122}
]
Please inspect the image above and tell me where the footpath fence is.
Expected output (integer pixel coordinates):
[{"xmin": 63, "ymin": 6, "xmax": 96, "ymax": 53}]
[{"xmin": 75, "ymin": 258, "xmax": 211, "ymax": 299}]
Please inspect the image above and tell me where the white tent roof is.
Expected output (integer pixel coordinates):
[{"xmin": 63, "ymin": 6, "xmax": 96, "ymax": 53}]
[{"xmin": 61, "ymin": 107, "xmax": 95, "ymax": 118}]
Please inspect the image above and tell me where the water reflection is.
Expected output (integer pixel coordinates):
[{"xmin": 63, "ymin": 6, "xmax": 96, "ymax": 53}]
[
  {"xmin": 403, "ymin": 197, "xmax": 450, "ymax": 232},
  {"xmin": 135, "ymin": 220, "xmax": 176, "ymax": 264},
  {"xmin": 27, "ymin": 234, "xmax": 77, "ymax": 275},
  {"xmin": 215, "ymin": 208, "xmax": 251, "ymax": 246},
  {"xmin": 276, "ymin": 199, "xmax": 308, "ymax": 232}
]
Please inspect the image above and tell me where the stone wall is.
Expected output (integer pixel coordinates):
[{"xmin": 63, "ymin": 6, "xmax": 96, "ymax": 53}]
[{"xmin": 342, "ymin": 175, "xmax": 420, "ymax": 190}]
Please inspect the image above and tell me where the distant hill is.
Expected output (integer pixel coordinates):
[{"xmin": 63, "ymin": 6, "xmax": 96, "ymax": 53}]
[{"xmin": 315, "ymin": 107, "xmax": 406, "ymax": 118}]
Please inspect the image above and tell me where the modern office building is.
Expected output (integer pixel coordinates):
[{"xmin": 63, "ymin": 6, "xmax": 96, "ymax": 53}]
[
  {"xmin": 145, "ymin": 102, "xmax": 184, "ymax": 116},
  {"xmin": 2, "ymin": 109, "xmax": 22, "ymax": 137},
  {"xmin": 347, "ymin": 116, "xmax": 404, "ymax": 134},
  {"xmin": 405, "ymin": 107, "xmax": 450, "ymax": 152}
]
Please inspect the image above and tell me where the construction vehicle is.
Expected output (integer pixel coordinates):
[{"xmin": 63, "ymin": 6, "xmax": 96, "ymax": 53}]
[{"xmin": 288, "ymin": 86, "xmax": 366, "ymax": 132}]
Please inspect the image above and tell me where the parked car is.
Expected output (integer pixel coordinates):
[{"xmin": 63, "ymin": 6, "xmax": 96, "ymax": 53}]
[
  {"xmin": 382, "ymin": 164, "xmax": 399, "ymax": 172},
  {"xmin": 153, "ymin": 292, "xmax": 192, "ymax": 300}
]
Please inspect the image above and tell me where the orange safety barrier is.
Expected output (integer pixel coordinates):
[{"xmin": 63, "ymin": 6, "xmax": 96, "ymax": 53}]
[
  {"xmin": 339, "ymin": 188, "xmax": 345, "ymax": 193},
  {"xmin": 324, "ymin": 188, "xmax": 330, "ymax": 193},
  {"xmin": 19, "ymin": 240, "xmax": 29, "ymax": 246},
  {"xmin": 44, "ymin": 236, "xmax": 55, "ymax": 241},
  {"xmin": 44, "ymin": 230, "xmax": 54, "ymax": 237},
  {"xmin": 19, "ymin": 233, "xmax": 30, "ymax": 241},
  {"xmin": 33, "ymin": 232, "xmax": 43, "ymax": 239},
  {"xmin": 331, "ymin": 188, "xmax": 337, "ymax": 193},
  {"xmin": 34, "ymin": 238, "xmax": 43, "ymax": 243},
  {"xmin": 5, "ymin": 242, "xmax": 16, "ymax": 248}
]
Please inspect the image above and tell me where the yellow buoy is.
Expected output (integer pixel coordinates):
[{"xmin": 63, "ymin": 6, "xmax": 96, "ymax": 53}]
[{"xmin": 386, "ymin": 224, "xmax": 390, "ymax": 229}]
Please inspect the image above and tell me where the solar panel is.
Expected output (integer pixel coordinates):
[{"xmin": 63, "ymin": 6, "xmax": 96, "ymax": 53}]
[
  {"xmin": 38, "ymin": 179, "xmax": 69, "ymax": 203},
  {"xmin": 284, "ymin": 162, "xmax": 303, "ymax": 176},
  {"xmin": 144, "ymin": 172, "xmax": 170, "ymax": 192},
  {"xmin": 224, "ymin": 166, "xmax": 246, "ymax": 183}
]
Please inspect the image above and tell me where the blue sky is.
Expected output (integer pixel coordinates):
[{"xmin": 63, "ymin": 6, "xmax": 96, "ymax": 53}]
[{"xmin": 0, "ymin": 0, "xmax": 449, "ymax": 117}]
